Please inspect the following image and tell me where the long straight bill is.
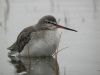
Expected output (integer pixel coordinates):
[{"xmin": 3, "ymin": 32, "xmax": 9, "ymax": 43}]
[
  {"xmin": 46, "ymin": 20, "xmax": 77, "ymax": 32},
  {"xmin": 54, "ymin": 24, "xmax": 77, "ymax": 32}
]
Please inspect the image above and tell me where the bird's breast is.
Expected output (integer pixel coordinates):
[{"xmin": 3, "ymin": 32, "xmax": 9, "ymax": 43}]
[{"xmin": 21, "ymin": 30, "xmax": 59, "ymax": 56}]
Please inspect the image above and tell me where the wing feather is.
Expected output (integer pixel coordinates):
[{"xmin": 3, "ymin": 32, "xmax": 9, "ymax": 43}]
[
  {"xmin": 8, "ymin": 26, "xmax": 36, "ymax": 53},
  {"xmin": 16, "ymin": 26, "xmax": 36, "ymax": 52}
]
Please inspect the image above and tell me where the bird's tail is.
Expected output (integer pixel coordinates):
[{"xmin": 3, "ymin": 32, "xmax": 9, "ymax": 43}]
[{"xmin": 7, "ymin": 42, "xmax": 18, "ymax": 51}]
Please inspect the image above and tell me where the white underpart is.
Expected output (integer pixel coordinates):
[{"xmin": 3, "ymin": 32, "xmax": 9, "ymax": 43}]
[{"xmin": 20, "ymin": 29, "xmax": 59, "ymax": 56}]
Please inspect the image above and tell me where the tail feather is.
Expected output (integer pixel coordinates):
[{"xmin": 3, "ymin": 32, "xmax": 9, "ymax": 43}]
[{"xmin": 7, "ymin": 42, "xmax": 18, "ymax": 51}]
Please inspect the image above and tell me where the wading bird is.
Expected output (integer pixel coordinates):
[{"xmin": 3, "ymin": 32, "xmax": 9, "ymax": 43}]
[{"xmin": 8, "ymin": 15, "xmax": 77, "ymax": 57}]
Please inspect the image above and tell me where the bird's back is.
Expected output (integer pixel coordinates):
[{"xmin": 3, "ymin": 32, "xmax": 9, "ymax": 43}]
[{"xmin": 8, "ymin": 26, "xmax": 36, "ymax": 53}]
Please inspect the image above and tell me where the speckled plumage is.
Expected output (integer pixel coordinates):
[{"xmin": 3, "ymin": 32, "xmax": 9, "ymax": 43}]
[
  {"xmin": 8, "ymin": 15, "xmax": 59, "ymax": 56},
  {"xmin": 8, "ymin": 15, "xmax": 77, "ymax": 57}
]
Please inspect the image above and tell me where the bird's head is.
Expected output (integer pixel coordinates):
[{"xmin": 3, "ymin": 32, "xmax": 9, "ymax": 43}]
[{"xmin": 37, "ymin": 15, "xmax": 77, "ymax": 32}]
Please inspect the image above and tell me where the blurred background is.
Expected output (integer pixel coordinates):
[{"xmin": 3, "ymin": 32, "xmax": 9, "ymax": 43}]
[{"xmin": 0, "ymin": 0, "xmax": 100, "ymax": 75}]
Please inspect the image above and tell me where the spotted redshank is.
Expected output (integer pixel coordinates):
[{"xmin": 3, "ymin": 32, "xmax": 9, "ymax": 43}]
[{"xmin": 8, "ymin": 15, "xmax": 77, "ymax": 57}]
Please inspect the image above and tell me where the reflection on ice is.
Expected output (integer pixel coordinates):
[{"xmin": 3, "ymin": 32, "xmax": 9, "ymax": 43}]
[{"xmin": 8, "ymin": 56, "xmax": 59, "ymax": 75}]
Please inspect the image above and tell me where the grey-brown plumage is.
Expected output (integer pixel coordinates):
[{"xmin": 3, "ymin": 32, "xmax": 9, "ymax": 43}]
[
  {"xmin": 8, "ymin": 15, "xmax": 58, "ymax": 54},
  {"xmin": 8, "ymin": 26, "xmax": 36, "ymax": 53},
  {"xmin": 8, "ymin": 15, "xmax": 77, "ymax": 56}
]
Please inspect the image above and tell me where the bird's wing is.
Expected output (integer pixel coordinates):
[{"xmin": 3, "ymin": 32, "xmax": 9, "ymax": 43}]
[{"xmin": 16, "ymin": 26, "xmax": 36, "ymax": 52}]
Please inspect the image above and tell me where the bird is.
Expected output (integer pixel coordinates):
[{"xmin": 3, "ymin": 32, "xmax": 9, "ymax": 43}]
[{"xmin": 8, "ymin": 15, "xmax": 77, "ymax": 57}]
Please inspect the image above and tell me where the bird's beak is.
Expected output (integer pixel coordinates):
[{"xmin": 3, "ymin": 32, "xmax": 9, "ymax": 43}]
[
  {"xmin": 53, "ymin": 23, "xmax": 77, "ymax": 32},
  {"xmin": 45, "ymin": 20, "xmax": 77, "ymax": 32}
]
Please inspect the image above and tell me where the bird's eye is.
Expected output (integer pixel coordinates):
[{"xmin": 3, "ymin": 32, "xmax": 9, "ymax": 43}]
[
  {"xmin": 47, "ymin": 21, "xmax": 51, "ymax": 23},
  {"xmin": 45, "ymin": 20, "xmax": 51, "ymax": 24}
]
